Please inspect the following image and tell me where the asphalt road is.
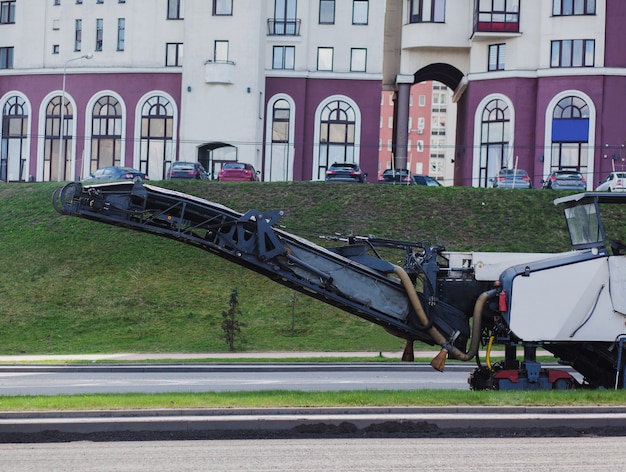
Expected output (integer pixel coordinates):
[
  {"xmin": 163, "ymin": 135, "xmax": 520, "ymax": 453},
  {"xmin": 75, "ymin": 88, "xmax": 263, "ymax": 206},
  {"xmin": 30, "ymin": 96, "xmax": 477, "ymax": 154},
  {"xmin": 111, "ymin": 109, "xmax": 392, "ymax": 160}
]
[
  {"xmin": 3, "ymin": 437, "xmax": 626, "ymax": 471},
  {"xmin": 0, "ymin": 363, "xmax": 479, "ymax": 395}
]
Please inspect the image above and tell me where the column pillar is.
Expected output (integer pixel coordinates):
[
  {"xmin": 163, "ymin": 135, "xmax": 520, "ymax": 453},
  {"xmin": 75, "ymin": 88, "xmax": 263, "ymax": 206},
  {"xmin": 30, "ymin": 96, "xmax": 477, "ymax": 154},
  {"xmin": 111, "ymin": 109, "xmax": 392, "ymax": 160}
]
[{"xmin": 393, "ymin": 77, "xmax": 412, "ymax": 170}]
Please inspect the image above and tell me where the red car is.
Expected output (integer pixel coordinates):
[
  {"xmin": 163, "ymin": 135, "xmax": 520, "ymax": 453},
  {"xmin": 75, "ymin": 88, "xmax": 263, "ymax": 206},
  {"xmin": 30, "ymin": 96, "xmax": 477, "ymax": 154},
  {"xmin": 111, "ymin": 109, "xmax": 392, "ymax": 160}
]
[{"xmin": 217, "ymin": 163, "xmax": 260, "ymax": 182}]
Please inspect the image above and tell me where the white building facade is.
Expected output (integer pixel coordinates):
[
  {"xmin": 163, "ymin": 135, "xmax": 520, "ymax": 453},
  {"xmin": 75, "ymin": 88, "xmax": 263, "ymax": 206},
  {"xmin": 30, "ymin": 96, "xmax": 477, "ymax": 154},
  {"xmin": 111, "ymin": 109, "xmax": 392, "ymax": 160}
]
[{"xmin": 0, "ymin": 0, "xmax": 385, "ymax": 182}]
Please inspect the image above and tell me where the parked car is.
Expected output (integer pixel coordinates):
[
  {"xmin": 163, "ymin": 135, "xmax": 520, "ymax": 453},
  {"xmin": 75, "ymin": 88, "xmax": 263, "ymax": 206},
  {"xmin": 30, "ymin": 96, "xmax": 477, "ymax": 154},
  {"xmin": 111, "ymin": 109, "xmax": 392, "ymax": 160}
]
[
  {"xmin": 325, "ymin": 162, "xmax": 367, "ymax": 183},
  {"xmin": 84, "ymin": 166, "xmax": 149, "ymax": 183},
  {"xmin": 413, "ymin": 175, "xmax": 443, "ymax": 187},
  {"xmin": 377, "ymin": 168, "xmax": 414, "ymax": 184},
  {"xmin": 596, "ymin": 172, "xmax": 626, "ymax": 192},
  {"xmin": 542, "ymin": 170, "xmax": 587, "ymax": 190},
  {"xmin": 217, "ymin": 162, "xmax": 260, "ymax": 182},
  {"xmin": 491, "ymin": 168, "xmax": 532, "ymax": 189},
  {"xmin": 166, "ymin": 161, "xmax": 208, "ymax": 180}
]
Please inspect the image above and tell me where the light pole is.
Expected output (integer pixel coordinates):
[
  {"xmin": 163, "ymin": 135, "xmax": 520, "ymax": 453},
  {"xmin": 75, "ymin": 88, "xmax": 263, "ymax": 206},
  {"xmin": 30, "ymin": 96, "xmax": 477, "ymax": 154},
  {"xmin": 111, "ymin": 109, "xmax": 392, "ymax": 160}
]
[{"xmin": 58, "ymin": 52, "xmax": 93, "ymax": 182}]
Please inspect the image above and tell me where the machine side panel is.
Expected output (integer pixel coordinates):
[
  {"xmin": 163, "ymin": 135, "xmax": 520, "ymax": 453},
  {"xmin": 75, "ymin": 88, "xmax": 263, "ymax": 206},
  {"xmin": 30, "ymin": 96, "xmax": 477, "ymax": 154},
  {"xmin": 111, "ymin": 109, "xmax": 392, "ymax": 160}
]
[{"xmin": 508, "ymin": 257, "xmax": 625, "ymax": 341}]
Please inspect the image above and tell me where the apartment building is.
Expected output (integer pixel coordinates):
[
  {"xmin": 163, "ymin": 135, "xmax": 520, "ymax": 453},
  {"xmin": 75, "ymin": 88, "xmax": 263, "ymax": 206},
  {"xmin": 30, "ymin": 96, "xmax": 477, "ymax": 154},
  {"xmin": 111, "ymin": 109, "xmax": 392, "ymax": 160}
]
[
  {"xmin": 379, "ymin": 82, "xmax": 456, "ymax": 184},
  {"xmin": 386, "ymin": 0, "xmax": 625, "ymax": 189},
  {"xmin": 0, "ymin": 0, "xmax": 384, "ymax": 182}
]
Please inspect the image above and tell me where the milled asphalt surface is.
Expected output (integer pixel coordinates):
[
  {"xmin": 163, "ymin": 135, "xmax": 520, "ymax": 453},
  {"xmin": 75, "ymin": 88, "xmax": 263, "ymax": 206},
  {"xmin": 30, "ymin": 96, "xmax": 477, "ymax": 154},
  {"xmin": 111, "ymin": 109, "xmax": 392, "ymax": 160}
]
[{"xmin": 1, "ymin": 351, "xmax": 625, "ymax": 441}]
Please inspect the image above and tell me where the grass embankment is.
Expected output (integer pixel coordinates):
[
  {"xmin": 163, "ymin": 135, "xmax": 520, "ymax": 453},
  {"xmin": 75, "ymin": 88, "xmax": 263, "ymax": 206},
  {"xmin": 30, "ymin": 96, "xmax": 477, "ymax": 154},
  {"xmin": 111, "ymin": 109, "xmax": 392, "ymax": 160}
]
[{"xmin": 2, "ymin": 181, "xmax": 604, "ymax": 356}]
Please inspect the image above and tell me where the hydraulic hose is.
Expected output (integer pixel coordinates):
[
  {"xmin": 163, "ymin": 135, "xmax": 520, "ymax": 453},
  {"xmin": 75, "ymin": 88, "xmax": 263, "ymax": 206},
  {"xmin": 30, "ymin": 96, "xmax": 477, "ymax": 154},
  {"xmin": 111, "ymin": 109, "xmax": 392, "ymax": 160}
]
[{"xmin": 393, "ymin": 265, "xmax": 497, "ymax": 371}]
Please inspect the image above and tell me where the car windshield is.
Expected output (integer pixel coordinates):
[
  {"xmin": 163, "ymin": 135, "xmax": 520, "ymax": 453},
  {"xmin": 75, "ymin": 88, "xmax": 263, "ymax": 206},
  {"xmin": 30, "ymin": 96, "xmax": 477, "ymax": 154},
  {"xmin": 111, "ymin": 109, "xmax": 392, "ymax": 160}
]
[
  {"xmin": 331, "ymin": 164, "xmax": 357, "ymax": 171},
  {"xmin": 224, "ymin": 164, "xmax": 245, "ymax": 170},
  {"xmin": 499, "ymin": 169, "xmax": 528, "ymax": 177},
  {"xmin": 555, "ymin": 172, "xmax": 582, "ymax": 179},
  {"xmin": 172, "ymin": 163, "xmax": 194, "ymax": 170}
]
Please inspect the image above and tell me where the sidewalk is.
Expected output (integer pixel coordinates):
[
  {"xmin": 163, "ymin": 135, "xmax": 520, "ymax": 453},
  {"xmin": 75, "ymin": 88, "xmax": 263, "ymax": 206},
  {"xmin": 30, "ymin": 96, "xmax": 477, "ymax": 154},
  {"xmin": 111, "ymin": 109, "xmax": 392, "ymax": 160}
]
[{"xmin": 0, "ymin": 350, "xmax": 553, "ymax": 363}]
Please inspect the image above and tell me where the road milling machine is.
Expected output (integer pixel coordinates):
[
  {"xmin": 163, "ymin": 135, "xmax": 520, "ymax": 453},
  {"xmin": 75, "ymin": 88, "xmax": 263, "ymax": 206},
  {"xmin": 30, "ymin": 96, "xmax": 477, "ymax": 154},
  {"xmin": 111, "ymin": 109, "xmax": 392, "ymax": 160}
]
[{"xmin": 53, "ymin": 181, "xmax": 626, "ymax": 390}]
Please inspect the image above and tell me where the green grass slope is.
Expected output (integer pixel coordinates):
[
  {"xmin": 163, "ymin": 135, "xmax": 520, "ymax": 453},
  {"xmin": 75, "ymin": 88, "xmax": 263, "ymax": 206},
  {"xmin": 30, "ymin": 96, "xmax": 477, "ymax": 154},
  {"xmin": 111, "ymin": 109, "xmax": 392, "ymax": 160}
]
[{"xmin": 1, "ymin": 181, "xmax": 623, "ymax": 355}]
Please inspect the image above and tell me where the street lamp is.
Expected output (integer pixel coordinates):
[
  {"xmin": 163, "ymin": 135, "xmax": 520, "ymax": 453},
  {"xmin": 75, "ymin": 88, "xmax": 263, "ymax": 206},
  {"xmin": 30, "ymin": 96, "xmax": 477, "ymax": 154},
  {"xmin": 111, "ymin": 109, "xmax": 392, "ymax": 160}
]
[{"xmin": 58, "ymin": 52, "xmax": 93, "ymax": 182}]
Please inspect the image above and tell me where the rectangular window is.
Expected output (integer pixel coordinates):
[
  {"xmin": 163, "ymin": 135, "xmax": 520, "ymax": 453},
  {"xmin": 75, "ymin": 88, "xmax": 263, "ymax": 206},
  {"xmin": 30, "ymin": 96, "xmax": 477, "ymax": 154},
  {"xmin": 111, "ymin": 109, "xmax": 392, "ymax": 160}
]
[
  {"xmin": 319, "ymin": 0, "xmax": 335, "ymax": 24},
  {"xmin": 166, "ymin": 42, "xmax": 183, "ymax": 66},
  {"xmin": 119, "ymin": 0, "xmax": 125, "ymax": 3},
  {"xmin": 0, "ymin": 46, "xmax": 13, "ymax": 69},
  {"xmin": 551, "ymin": 39, "xmax": 594, "ymax": 67},
  {"xmin": 95, "ymin": 18, "xmax": 103, "ymax": 51},
  {"xmin": 96, "ymin": 0, "xmax": 103, "ymax": 3},
  {"xmin": 213, "ymin": 0, "xmax": 232, "ymax": 15},
  {"xmin": 410, "ymin": 0, "xmax": 445, "ymax": 23},
  {"xmin": 418, "ymin": 95, "xmax": 426, "ymax": 107},
  {"xmin": 117, "ymin": 18, "xmax": 125, "ymax": 51},
  {"xmin": 353, "ymin": 0, "xmax": 368, "ymax": 24},
  {"xmin": 53, "ymin": 44, "xmax": 59, "ymax": 54},
  {"xmin": 54, "ymin": 0, "xmax": 60, "ymax": 5},
  {"xmin": 350, "ymin": 48, "xmax": 366, "ymax": 72},
  {"xmin": 76, "ymin": 0, "xmax": 82, "ymax": 3},
  {"xmin": 74, "ymin": 19, "xmax": 82, "ymax": 51},
  {"xmin": 553, "ymin": 0, "xmax": 596, "ymax": 16},
  {"xmin": 167, "ymin": 0, "xmax": 184, "ymax": 19},
  {"xmin": 488, "ymin": 43, "xmax": 505, "ymax": 71},
  {"xmin": 317, "ymin": 47, "xmax": 333, "ymax": 71},
  {"xmin": 272, "ymin": 45, "xmax": 295, "ymax": 70},
  {"xmin": 214, "ymin": 40, "xmax": 229, "ymax": 62},
  {"xmin": 0, "ymin": 0, "xmax": 15, "ymax": 23}
]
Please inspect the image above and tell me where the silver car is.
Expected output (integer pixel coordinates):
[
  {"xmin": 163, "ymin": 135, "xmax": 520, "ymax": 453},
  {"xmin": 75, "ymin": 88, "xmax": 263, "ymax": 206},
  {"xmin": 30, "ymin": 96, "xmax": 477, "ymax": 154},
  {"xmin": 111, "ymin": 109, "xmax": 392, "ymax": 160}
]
[{"xmin": 542, "ymin": 170, "xmax": 587, "ymax": 190}]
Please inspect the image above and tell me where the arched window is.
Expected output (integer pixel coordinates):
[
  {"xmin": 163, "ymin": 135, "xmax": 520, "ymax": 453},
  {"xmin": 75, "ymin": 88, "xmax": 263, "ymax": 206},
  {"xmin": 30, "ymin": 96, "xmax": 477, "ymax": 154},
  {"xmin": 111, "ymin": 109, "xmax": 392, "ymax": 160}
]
[
  {"xmin": 1, "ymin": 96, "xmax": 28, "ymax": 181},
  {"xmin": 479, "ymin": 98, "xmax": 511, "ymax": 187},
  {"xmin": 43, "ymin": 96, "xmax": 73, "ymax": 181},
  {"xmin": 265, "ymin": 98, "xmax": 293, "ymax": 181},
  {"xmin": 90, "ymin": 96, "xmax": 122, "ymax": 174},
  {"xmin": 139, "ymin": 95, "xmax": 174, "ymax": 180},
  {"xmin": 550, "ymin": 96, "xmax": 589, "ymax": 173},
  {"xmin": 317, "ymin": 99, "xmax": 356, "ymax": 180}
]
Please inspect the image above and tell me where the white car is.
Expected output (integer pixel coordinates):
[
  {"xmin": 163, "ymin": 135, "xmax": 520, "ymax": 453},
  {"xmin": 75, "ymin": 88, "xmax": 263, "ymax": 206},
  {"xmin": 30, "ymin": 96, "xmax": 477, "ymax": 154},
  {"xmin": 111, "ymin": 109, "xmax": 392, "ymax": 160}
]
[{"xmin": 596, "ymin": 172, "xmax": 626, "ymax": 192}]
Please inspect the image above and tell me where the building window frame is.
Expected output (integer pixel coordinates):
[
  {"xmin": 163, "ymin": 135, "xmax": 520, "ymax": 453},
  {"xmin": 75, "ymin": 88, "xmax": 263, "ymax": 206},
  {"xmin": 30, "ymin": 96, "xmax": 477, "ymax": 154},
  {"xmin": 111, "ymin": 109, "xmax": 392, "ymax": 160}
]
[
  {"xmin": 0, "ymin": 1, "xmax": 16, "ymax": 24},
  {"xmin": 95, "ymin": 18, "xmax": 103, "ymax": 51},
  {"xmin": 1, "ymin": 95, "xmax": 29, "ymax": 182},
  {"xmin": 317, "ymin": 47, "xmax": 334, "ymax": 71},
  {"xmin": 488, "ymin": 43, "xmax": 505, "ymax": 71},
  {"xmin": 139, "ymin": 95, "xmax": 175, "ymax": 180},
  {"xmin": 474, "ymin": 0, "xmax": 520, "ymax": 33},
  {"xmin": 0, "ymin": 46, "xmax": 13, "ymax": 69},
  {"xmin": 74, "ymin": 19, "xmax": 82, "ymax": 51},
  {"xmin": 167, "ymin": 0, "xmax": 184, "ymax": 20},
  {"xmin": 352, "ymin": 0, "xmax": 368, "ymax": 25},
  {"xmin": 117, "ymin": 18, "xmax": 125, "ymax": 51},
  {"xmin": 478, "ymin": 97, "xmax": 512, "ymax": 188},
  {"xmin": 319, "ymin": 0, "xmax": 335, "ymax": 24},
  {"xmin": 409, "ymin": 0, "xmax": 445, "ymax": 24},
  {"xmin": 165, "ymin": 42, "xmax": 183, "ymax": 66},
  {"xmin": 552, "ymin": 0, "xmax": 596, "ymax": 16},
  {"xmin": 550, "ymin": 39, "xmax": 595, "ymax": 68},
  {"xmin": 214, "ymin": 40, "xmax": 229, "ymax": 62},
  {"xmin": 213, "ymin": 0, "xmax": 232, "ymax": 16},
  {"xmin": 272, "ymin": 45, "xmax": 295, "ymax": 70},
  {"xmin": 350, "ymin": 48, "xmax": 366, "ymax": 72}
]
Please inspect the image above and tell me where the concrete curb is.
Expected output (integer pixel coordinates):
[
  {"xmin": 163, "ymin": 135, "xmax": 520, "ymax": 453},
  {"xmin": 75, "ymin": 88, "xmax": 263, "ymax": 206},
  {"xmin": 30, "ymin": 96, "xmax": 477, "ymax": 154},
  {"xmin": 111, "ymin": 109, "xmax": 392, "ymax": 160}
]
[{"xmin": 2, "ymin": 407, "xmax": 626, "ymax": 438}]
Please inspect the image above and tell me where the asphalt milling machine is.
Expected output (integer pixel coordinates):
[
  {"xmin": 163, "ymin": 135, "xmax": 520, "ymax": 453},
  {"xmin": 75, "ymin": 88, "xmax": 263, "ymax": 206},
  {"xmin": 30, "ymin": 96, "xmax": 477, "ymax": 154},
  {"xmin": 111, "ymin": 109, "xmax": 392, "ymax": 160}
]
[{"xmin": 53, "ymin": 181, "xmax": 626, "ymax": 390}]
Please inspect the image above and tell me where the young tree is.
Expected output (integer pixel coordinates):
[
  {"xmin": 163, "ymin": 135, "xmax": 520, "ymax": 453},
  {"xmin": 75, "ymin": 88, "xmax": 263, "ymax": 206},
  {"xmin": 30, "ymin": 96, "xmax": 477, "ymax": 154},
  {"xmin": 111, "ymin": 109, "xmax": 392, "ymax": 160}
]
[{"xmin": 221, "ymin": 287, "xmax": 246, "ymax": 351}]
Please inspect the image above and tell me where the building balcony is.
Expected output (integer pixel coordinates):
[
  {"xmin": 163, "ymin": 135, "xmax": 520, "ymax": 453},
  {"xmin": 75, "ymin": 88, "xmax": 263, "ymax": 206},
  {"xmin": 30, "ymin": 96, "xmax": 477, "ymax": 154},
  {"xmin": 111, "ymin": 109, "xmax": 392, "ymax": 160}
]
[
  {"xmin": 473, "ymin": 9, "xmax": 520, "ymax": 39},
  {"xmin": 204, "ymin": 61, "xmax": 235, "ymax": 84},
  {"xmin": 267, "ymin": 18, "xmax": 301, "ymax": 36}
]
